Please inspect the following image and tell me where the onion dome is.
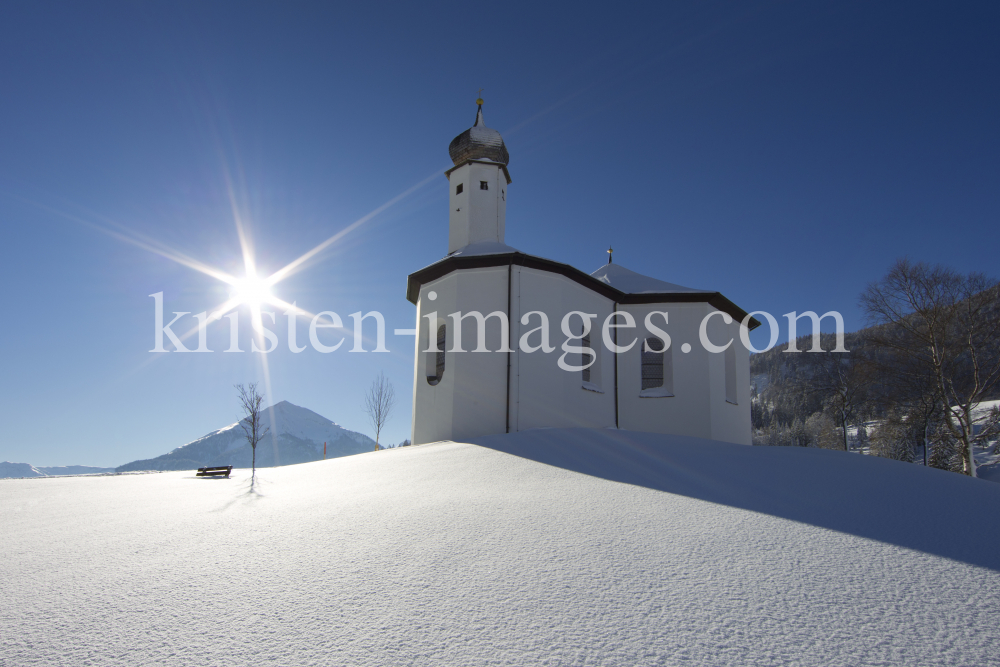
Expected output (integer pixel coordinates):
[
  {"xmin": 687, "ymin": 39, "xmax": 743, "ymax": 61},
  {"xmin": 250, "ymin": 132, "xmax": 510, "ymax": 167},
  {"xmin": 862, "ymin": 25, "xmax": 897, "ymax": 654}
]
[{"xmin": 448, "ymin": 99, "xmax": 510, "ymax": 166}]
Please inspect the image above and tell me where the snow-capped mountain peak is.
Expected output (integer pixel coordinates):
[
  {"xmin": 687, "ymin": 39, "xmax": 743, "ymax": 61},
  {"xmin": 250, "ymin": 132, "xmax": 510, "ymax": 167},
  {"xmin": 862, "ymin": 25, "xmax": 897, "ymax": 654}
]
[{"xmin": 119, "ymin": 401, "xmax": 376, "ymax": 472}]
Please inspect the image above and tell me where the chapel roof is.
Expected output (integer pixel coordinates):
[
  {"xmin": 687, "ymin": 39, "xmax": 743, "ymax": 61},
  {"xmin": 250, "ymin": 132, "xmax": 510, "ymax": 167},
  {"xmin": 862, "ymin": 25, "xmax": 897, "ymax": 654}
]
[{"xmin": 405, "ymin": 243, "xmax": 760, "ymax": 329}]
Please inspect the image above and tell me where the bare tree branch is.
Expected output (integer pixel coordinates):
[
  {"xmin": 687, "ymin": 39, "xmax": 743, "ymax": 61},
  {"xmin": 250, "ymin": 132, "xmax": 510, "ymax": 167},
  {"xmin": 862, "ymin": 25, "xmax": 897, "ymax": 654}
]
[
  {"xmin": 236, "ymin": 382, "xmax": 270, "ymax": 487},
  {"xmin": 362, "ymin": 372, "xmax": 395, "ymax": 451}
]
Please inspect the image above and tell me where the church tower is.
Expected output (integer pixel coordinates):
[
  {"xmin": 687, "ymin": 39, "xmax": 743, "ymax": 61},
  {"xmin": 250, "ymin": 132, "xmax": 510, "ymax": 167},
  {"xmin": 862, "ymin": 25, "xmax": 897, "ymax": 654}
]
[{"xmin": 445, "ymin": 99, "xmax": 511, "ymax": 253}]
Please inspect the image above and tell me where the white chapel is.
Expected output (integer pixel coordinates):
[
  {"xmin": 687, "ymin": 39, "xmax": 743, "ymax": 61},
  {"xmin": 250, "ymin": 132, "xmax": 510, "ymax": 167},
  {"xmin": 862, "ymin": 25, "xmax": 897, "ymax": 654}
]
[{"xmin": 408, "ymin": 100, "xmax": 760, "ymax": 446}]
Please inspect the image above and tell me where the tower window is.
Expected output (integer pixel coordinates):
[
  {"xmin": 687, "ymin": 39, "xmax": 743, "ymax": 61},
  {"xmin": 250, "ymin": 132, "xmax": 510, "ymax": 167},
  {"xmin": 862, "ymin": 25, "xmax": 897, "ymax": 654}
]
[
  {"xmin": 480, "ymin": 181, "xmax": 488, "ymax": 190},
  {"xmin": 456, "ymin": 183, "xmax": 463, "ymax": 195},
  {"xmin": 427, "ymin": 324, "xmax": 446, "ymax": 386},
  {"xmin": 581, "ymin": 334, "xmax": 591, "ymax": 384}
]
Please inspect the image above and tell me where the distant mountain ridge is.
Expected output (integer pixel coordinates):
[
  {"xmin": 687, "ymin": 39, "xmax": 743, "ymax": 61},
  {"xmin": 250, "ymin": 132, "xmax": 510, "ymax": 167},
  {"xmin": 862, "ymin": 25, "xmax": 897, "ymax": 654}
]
[
  {"xmin": 0, "ymin": 462, "xmax": 116, "ymax": 479},
  {"xmin": 116, "ymin": 401, "xmax": 376, "ymax": 472}
]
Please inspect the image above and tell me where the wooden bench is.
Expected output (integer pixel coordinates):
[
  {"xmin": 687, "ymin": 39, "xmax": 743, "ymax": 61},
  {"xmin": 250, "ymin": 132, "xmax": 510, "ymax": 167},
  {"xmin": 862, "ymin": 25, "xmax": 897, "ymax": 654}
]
[{"xmin": 196, "ymin": 466, "xmax": 233, "ymax": 478}]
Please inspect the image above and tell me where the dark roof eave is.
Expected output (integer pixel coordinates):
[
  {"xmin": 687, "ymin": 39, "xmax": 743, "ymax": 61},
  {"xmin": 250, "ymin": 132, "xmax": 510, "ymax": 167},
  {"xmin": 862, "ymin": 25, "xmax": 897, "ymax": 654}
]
[
  {"xmin": 406, "ymin": 252, "xmax": 761, "ymax": 330},
  {"xmin": 444, "ymin": 158, "xmax": 512, "ymax": 185}
]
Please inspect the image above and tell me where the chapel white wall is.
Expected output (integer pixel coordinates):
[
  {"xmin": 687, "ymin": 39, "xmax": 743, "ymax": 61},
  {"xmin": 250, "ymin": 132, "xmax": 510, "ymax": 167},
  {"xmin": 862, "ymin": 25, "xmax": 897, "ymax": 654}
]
[
  {"xmin": 411, "ymin": 268, "xmax": 509, "ymax": 444},
  {"xmin": 410, "ymin": 265, "xmax": 752, "ymax": 446},
  {"xmin": 507, "ymin": 266, "xmax": 617, "ymax": 433},
  {"xmin": 705, "ymin": 313, "xmax": 752, "ymax": 445},
  {"xmin": 616, "ymin": 303, "xmax": 713, "ymax": 439}
]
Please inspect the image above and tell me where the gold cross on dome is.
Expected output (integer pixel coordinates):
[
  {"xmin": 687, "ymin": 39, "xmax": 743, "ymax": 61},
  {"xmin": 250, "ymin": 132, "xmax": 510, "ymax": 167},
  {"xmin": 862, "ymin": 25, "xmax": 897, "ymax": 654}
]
[
  {"xmin": 607, "ymin": 245, "xmax": 613, "ymax": 264},
  {"xmin": 476, "ymin": 88, "xmax": 484, "ymax": 105}
]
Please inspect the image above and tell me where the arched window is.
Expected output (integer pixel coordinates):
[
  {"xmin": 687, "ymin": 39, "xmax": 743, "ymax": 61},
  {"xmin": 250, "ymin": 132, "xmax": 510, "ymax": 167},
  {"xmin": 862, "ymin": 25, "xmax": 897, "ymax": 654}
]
[
  {"xmin": 641, "ymin": 337, "xmax": 663, "ymax": 389},
  {"xmin": 724, "ymin": 343, "xmax": 737, "ymax": 404},
  {"xmin": 427, "ymin": 324, "xmax": 446, "ymax": 386},
  {"xmin": 579, "ymin": 331, "xmax": 603, "ymax": 392},
  {"xmin": 640, "ymin": 337, "xmax": 673, "ymax": 397}
]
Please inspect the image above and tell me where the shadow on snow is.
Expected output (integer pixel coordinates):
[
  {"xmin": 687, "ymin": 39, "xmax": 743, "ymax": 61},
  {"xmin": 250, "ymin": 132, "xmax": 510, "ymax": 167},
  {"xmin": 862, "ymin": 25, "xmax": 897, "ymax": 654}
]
[{"xmin": 470, "ymin": 428, "xmax": 1000, "ymax": 572}]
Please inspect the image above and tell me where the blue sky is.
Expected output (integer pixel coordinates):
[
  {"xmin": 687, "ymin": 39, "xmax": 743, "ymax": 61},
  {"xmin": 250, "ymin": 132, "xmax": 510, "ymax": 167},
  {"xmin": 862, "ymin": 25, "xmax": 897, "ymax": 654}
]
[{"xmin": 1, "ymin": 1, "xmax": 997, "ymax": 466}]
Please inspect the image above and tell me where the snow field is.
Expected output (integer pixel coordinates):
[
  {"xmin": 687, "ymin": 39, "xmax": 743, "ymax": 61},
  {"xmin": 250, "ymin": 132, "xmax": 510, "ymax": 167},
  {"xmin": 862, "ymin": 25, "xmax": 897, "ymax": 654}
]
[{"xmin": 2, "ymin": 430, "xmax": 999, "ymax": 666}]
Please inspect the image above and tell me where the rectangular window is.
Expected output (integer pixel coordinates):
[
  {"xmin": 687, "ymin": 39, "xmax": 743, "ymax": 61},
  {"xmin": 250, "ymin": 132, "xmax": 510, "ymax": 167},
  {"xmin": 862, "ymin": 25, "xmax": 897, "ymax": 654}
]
[
  {"xmin": 725, "ymin": 344, "xmax": 737, "ymax": 404},
  {"xmin": 581, "ymin": 334, "xmax": 591, "ymax": 384},
  {"xmin": 456, "ymin": 183, "xmax": 463, "ymax": 195},
  {"xmin": 641, "ymin": 337, "xmax": 663, "ymax": 390},
  {"xmin": 480, "ymin": 181, "xmax": 488, "ymax": 190},
  {"xmin": 640, "ymin": 337, "xmax": 673, "ymax": 397}
]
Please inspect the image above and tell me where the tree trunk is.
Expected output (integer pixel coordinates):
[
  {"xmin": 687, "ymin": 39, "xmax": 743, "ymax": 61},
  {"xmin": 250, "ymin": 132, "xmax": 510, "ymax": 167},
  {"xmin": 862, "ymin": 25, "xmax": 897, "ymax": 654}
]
[
  {"xmin": 842, "ymin": 413, "xmax": 849, "ymax": 452},
  {"xmin": 964, "ymin": 406, "xmax": 977, "ymax": 477},
  {"xmin": 923, "ymin": 421, "xmax": 929, "ymax": 467}
]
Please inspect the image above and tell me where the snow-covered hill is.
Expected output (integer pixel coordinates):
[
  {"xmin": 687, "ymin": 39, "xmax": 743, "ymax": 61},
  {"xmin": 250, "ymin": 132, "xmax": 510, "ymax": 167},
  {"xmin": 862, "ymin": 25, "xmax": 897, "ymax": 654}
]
[
  {"xmin": 116, "ymin": 400, "xmax": 376, "ymax": 472},
  {"xmin": 2, "ymin": 428, "xmax": 998, "ymax": 666},
  {"xmin": 0, "ymin": 462, "xmax": 43, "ymax": 479},
  {"xmin": 0, "ymin": 462, "xmax": 116, "ymax": 479}
]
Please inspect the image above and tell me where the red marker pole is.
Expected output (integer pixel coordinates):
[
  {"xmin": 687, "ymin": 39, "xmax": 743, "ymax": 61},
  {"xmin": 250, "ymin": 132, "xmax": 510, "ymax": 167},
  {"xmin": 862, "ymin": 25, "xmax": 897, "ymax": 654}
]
[{"xmin": 324, "ymin": 442, "xmax": 327, "ymax": 460}]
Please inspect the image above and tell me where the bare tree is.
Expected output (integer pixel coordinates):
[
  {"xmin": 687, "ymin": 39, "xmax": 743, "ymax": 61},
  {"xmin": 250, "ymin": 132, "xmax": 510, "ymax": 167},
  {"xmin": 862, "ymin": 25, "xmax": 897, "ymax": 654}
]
[
  {"xmin": 801, "ymin": 350, "xmax": 873, "ymax": 452},
  {"xmin": 363, "ymin": 372, "xmax": 395, "ymax": 451},
  {"xmin": 906, "ymin": 389, "xmax": 942, "ymax": 467},
  {"xmin": 863, "ymin": 321, "xmax": 944, "ymax": 465},
  {"xmin": 236, "ymin": 382, "xmax": 270, "ymax": 486},
  {"xmin": 861, "ymin": 259, "xmax": 1000, "ymax": 476}
]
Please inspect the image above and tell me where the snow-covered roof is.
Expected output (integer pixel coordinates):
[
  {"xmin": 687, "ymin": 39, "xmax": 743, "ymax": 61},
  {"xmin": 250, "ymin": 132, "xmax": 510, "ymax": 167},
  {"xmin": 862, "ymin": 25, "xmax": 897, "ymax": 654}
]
[
  {"xmin": 447, "ymin": 241, "xmax": 521, "ymax": 258},
  {"xmin": 589, "ymin": 262, "xmax": 710, "ymax": 295}
]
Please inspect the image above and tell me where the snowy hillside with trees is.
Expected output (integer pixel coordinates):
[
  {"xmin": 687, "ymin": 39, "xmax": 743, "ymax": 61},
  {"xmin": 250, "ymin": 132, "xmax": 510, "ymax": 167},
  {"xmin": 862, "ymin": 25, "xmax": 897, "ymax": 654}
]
[
  {"xmin": 116, "ymin": 401, "xmax": 376, "ymax": 472},
  {"xmin": 2, "ymin": 428, "xmax": 998, "ymax": 666},
  {"xmin": 751, "ymin": 260, "xmax": 1000, "ymax": 480}
]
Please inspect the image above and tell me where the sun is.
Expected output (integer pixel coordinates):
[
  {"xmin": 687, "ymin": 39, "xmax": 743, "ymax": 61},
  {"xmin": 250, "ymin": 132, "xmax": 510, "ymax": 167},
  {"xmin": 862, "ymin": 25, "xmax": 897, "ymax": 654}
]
[{"xmin": 231, "ymin": 273, "xmax": 272, "ymax": 308}]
